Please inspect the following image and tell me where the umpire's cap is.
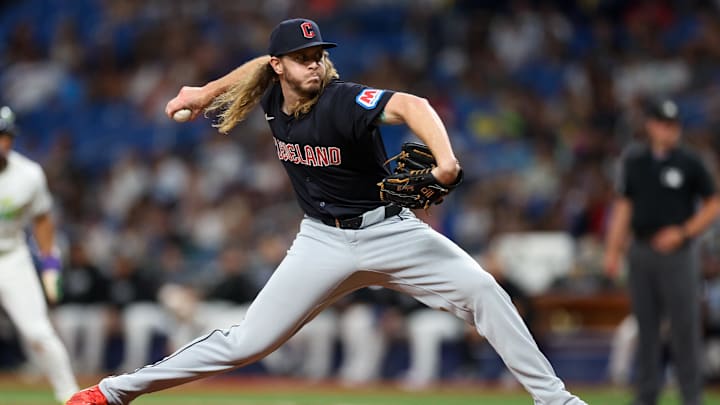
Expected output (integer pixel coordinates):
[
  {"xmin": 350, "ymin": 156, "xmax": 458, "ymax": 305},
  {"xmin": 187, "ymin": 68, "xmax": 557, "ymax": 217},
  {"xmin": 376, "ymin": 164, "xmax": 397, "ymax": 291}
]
[
  {"xmin": 268, "ymin": 18, "xmax": 337, "ymax": 57},
  {"xmin": 646, "ymin": 98, "xmax": 680, "ymax": 122},
  {"xmin": 0, "ymin": 106, "xmax": 17, "ymax": 137}
]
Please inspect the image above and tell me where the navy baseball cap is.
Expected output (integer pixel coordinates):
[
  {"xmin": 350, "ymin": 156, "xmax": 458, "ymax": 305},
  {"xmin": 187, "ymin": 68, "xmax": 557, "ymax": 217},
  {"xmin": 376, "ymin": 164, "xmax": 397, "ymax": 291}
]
[
  {"xmin": 646, "ymin": 98, "xmax": 680, "ymax": 122},
  {"xmin": 268, "ymin": 18, "xmax": 337, "ymax": 57}
]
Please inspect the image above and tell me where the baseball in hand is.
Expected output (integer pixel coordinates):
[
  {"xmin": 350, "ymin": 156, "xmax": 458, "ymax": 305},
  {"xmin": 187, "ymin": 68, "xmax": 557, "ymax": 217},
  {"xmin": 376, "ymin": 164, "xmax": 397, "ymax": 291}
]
[{"xmin": 173, "ymin": 109, "xmax": 192, "ymax": 122}]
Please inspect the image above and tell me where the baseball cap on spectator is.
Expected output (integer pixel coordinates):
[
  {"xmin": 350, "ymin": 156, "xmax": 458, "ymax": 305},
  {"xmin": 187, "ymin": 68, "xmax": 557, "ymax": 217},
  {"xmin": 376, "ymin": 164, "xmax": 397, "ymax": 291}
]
[
  {"xmin": 646, "ymin": 98, "xmax": 681, "ymax": 122},
  {"xmin": 268, "ymin": 18, "xmax": 337, "ymax": 57}
]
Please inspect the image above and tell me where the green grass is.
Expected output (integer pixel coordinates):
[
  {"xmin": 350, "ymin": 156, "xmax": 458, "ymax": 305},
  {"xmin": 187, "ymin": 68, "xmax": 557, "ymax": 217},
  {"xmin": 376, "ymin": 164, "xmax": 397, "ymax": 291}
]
[
  {"xmin": 128, "ymin": 391, "xmax": 628, "ymax": 405},
  {"xmin": 2, "ymin": 380, "xmax": 720, "ymax": 405}
]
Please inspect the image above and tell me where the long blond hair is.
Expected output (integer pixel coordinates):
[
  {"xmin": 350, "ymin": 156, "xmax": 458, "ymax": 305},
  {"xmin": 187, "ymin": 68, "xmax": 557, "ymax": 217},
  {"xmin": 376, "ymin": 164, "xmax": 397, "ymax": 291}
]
[{"xmin": 208, "ymin": 52, "xmax": 339, "ymax": 134}]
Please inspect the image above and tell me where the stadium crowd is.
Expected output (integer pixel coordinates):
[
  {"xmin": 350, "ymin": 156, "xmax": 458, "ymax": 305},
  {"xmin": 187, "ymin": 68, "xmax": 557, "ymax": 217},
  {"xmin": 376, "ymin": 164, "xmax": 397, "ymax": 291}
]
[{"xmin": 2, "ymin": 0, "xmax": 720, "ymax": 387}]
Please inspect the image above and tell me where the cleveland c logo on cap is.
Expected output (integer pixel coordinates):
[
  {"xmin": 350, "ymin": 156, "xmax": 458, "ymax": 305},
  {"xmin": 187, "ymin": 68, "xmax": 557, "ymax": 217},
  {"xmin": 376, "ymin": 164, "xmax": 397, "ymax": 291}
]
[{"xmin": 300, "ymin": 22, "xmax": 316, "ymax": 39}]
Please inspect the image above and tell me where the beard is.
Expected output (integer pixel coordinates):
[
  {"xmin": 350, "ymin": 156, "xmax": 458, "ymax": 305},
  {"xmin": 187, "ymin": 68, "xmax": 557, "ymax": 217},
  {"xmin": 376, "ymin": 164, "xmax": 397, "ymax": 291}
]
[{"xmin": 284, "ymin": 70, "xmax": 322, "ymax": 99}]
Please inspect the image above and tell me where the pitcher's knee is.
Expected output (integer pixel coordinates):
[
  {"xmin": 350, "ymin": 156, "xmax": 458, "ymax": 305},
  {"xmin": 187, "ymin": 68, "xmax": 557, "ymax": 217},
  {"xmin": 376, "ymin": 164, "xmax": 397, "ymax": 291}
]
[
  {"xmin": 456, "ymin": 271, "xmax": 514, "ymax": 316},
  {"xmin": 460, "ymin": 270, "xmax": 500, "ymax": 297}
]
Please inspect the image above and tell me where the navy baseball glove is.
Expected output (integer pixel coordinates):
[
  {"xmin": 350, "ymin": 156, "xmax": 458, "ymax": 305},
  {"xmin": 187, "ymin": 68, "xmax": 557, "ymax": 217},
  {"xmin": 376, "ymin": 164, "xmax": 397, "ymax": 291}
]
[{"xmin": 378, "ymin": 142, "xmax": 462, "ymax": 210}]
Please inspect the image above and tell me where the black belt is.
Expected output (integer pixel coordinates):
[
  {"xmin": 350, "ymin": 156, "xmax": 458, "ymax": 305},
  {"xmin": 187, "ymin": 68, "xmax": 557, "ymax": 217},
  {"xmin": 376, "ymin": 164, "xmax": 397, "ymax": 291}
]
[{"xmin": 321, "ymin": 205, "xmax": 402, "ymax": 229}]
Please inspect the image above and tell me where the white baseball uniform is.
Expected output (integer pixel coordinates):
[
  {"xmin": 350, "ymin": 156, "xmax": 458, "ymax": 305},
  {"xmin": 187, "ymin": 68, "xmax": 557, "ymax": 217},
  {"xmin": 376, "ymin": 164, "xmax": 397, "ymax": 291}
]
[{"xmin": 0, "ymin": 150, "xmax": 78, "ymax": 402}]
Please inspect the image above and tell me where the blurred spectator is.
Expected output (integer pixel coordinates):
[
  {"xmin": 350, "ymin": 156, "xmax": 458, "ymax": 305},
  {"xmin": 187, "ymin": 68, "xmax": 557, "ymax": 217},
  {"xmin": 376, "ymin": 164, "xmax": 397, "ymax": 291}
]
[
  {"xmin": 701, "ymin": 220, "xmax": 720, "ymax": 381},
  {"xmin": 489, "ymin": 1, "xmax": 544, "ymax": 72},
  {"xmin": 161, "ymin": 244, "xmax": 260, "ymax": 352},
  {"xmin": 107, "ymin": 253, "xmax": 168, "ymax": 373},
  {"xmin": 401, "ymin": 295, "xmax": 464, "ymax": 390},
  {"xmin": 336, "ymin": 288, "xmax": 399, "ymax": 386},
  {"xmin": 456, "ymin": 251, "xmax": 543, "ymax": 387},
  {"xmin": 52, "ymin": 242, "xmax": 111, "ymax": 374}
]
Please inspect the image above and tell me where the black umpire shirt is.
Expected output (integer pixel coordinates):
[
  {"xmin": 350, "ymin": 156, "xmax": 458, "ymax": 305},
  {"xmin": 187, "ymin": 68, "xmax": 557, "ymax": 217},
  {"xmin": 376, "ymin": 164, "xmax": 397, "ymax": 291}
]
[
  {"xmin": 260, "ymin": 79, "xmax": 395, "ymax": 223},
  {"xmin": 616, "ymin": 142, "xmax": 715, "ymax": 239}
]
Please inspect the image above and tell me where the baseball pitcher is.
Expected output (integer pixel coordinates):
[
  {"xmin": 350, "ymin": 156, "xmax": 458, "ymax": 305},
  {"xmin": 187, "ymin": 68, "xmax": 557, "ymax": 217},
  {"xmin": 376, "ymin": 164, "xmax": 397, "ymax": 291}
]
[{"xmin": 68, "ymin": 19, "xmax": 587, "ymax": 405}]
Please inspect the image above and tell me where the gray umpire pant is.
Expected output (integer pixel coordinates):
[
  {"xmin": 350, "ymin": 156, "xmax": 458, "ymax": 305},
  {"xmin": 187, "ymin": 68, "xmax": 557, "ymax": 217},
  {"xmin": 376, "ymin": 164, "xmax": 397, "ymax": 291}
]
[{"xmin": 627, "ymin": 241, "xmax": 703, "ymax": 405}]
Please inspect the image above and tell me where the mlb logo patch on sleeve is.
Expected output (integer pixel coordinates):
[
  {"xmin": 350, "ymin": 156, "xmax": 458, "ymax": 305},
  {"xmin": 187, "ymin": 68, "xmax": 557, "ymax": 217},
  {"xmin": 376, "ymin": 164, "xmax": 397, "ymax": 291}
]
[{"xmin": 355, "ymin": 88, "xmax": 385, "ymax": 109}]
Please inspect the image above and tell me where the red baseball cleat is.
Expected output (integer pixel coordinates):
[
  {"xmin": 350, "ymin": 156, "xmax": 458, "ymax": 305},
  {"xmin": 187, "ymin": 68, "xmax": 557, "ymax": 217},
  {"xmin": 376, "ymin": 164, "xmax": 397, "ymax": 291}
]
[{"xmin": 65, "ymin": 385, "xmax": 109, "ymax": 405}]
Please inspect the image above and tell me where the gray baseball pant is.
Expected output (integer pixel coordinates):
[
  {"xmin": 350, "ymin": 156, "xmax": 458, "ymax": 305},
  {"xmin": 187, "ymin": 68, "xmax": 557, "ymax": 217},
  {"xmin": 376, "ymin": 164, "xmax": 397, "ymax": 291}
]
[{"xmin": 99, "ymin": 208, "xmax": 585, "ymax": 405}]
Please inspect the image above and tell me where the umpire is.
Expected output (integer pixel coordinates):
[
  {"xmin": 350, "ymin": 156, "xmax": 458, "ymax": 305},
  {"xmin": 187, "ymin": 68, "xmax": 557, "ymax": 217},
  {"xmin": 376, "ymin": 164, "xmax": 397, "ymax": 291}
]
[{"xmin": 604, "ymin": 98, "xmax": 720, "ymax": 405}]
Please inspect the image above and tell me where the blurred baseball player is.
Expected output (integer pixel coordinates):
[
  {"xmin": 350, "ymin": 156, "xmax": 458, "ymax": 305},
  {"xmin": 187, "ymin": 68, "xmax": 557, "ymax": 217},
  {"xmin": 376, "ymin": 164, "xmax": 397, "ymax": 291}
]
[
  {"xmin": 0, "ymin": 106, "xmax": 79, "ymax": 403},
  {"xmin": 68, "ymin": 18, "xmax": 587, "ymax": 405}
]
